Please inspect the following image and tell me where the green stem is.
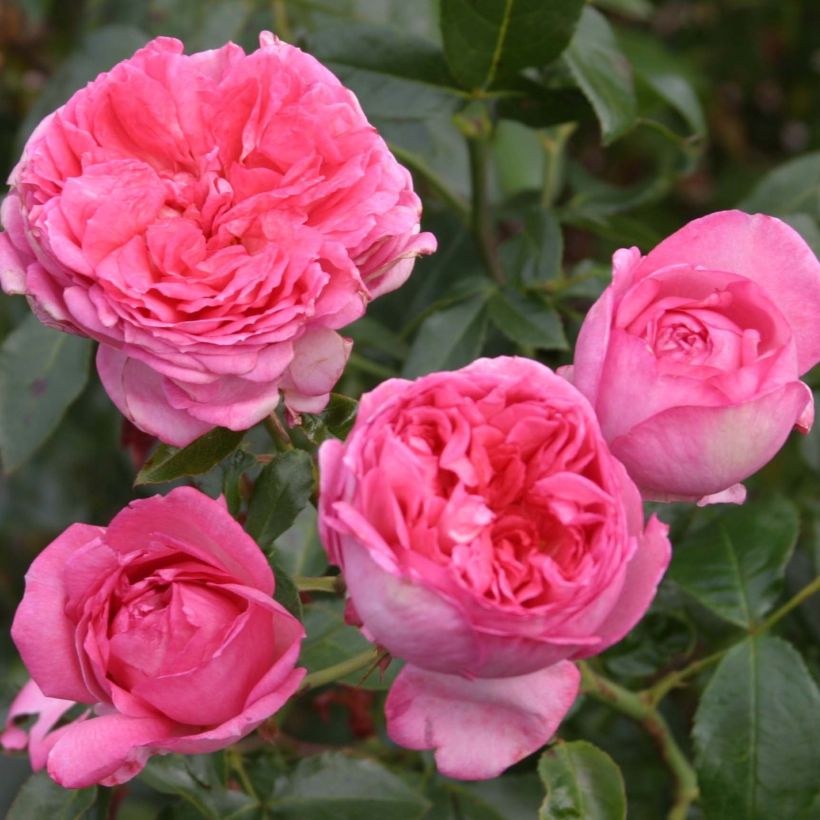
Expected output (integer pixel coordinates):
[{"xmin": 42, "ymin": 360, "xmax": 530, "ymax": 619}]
[
  {"xmin": 272, "ymin": 0, "xmax": 293, "ymax": 41},
  {"xmin": 644, "ymin": 649, "xmax": 726, "ymax": 708},
  {"xmin": 301, "ymin": 648, "xmax": 382, "ymax": 690},
  {"xmin": 228, "ymin": 747, "xmax": 259, "ymax": 801},
  {"xmin": 263, "ymin": 413, "xmax": 292, "ymax": 452},
  {"xmin": 293, "ymin": 575, "xmax": 344, "ymax": 594},
  {"xmin": 755, "ymin": 574, "xmax": 820, "ymax": 634},
  {"xmin": 348, "ymin": 352, "xmax": 396, "ymax": 380},
  {"xmin": 540, "ymin": 123, "xmax": 576, "ymax": 208},
  {"xmin": 460, "ymin": 113, "xmax": 505, "ymax": 286},
  {"xmin": 580, "ymin": 663, "xmax": 699, "ymax": 820}
]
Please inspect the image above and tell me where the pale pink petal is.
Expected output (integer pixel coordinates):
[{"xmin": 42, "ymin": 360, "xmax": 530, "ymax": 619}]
[
  {"xmin": 635, "ymin": 210, "xmax": 820, "ymax": 373},
  {"xmin": 566, "ymin": 286, "xmax": 614, "ymax": 404},
  {"xmin": 697, "ymin": 483, "xmax": 747, "ymax": 507},
  {"xmin": 386, "ymin": 662, "xmax": 580, "ymax": 780},
  {"xmin": 611, "ymin": 382, "xmax": 813, "ymax": 499}
]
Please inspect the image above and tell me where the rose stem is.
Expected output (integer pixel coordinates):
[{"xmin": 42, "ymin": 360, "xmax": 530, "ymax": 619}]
[
  {"xmin": 300, "ymin": 648, "xmax": 383, "ymax": 691},
  {"xmin": 293, "ymin": 575, "xmax": 344, "ymax": 595},
  {"xmin": 579, "ymin": 662, "xmax": 699, "ymax": 820}
]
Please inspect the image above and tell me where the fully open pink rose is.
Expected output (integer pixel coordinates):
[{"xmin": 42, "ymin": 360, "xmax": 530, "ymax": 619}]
[
  {"xmin": 8, "ymin": 487, "xmax": 304, "ymax": 787},
  {"xmin": 564, "ymin": 211, "xmax": 820, "ymax": 504},
  {"xmin": 319, "ymin": 357, "xmax": 670, "ymax": 779},
  {"xmin": 0, "ymin": 33, "xmax": 435, "ymax": 446}
]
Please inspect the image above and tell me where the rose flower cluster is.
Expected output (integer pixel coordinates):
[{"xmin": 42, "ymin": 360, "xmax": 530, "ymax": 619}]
[{"xmin": 2, "ymin": 31, "xmax": 819, "ymax": 789}]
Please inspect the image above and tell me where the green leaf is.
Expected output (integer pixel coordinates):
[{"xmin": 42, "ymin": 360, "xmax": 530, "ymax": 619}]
[
  {"xmin": 564, "ymin": 8, "xmax": 637, "ymax": 144},
  {"xmin": 425, "ymin": 775, "xmax": 541, "ymax": 820},
  {"xmin": 668, "ymin": 497, "xmax": 799, "ymax": 628},
  {"xmin": 488, "ymin": 290, "xmax": 567, "ymax": 350},
  {"xmin": 135, "ymin": 427, "xmax": 245, "ymax": 485},
  {"xmin": 270, "ymin": 752, "xmax": 429, "ymax": 819},
  {"xmin": 496, "ymin": 79, "xmax": 591, "ymax": 129},
  {"xmin": 141, "ymin": 755, "xmax": 254, "ymax": 820},
  {"xmin": 269, "ymin": 556, "xmax": 303, "ymax": 620},
  {"xmin": 739, "ymin": 152, "xmax": 820, "ymax": 217},
  {"xmin": 0, "ymin": 316, "xmax": 90, "ymax": 473},
  {"xmin": 439, "ymin": 0, "xmax": 585, "ymax": 90},
  {"xmin": 538, "ymin": 740, "xmax": 627, "ymax": 820},
  {"xmin": 274, "ymin": 505, "xmax": 328, "ymax": 579},
  {"xmin": 301, "ymin": 599, "xmax": 399, "ymax": 690},
  {"xmin": 592, "ymin": 0, "xmax": 653, "ymax": 20},
  {"xmin": 402, "ymin": 294, "xmax": 489, "ymax": 378},
  {"xmin": 317, "ymin": 394, "xmax": 359, "ymax": 441},
  {"xmin": 693, "ymin": 636, "xmax": 820, "ymax": 820},
  {"xmin": 7, "ymin": 773, "xmax": 96, "ymax": 820},
  {"xmin": 498, "ymin": 207, "xmax": 564, "ymax": 286},
  {"xmin": 245, "ymin": 450, "xmax": 314, "ymax": 549}
]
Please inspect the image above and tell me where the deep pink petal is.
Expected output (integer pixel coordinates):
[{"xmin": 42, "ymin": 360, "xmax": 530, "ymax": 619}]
[{"xmin": 386, "ymin": 662, "xmax": 580, "ymax": 780}]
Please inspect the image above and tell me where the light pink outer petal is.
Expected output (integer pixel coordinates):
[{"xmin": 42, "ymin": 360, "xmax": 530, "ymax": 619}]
[
  {"xmin": 365, "ymin": 231, "xmax": 438, "ymax": 299},
  {"xmin": 46, "ymin": 714, "xmax": 183, "ymax": 788},
  {"xmin": 97, "ymin": 345, "xmax": 212, "ymax": 447},
  {"xmin": 0, "ymin": 679, "xmax": 75, "ymax": 770},
  {"xmin": 104, "ymin": 487, "xmax": 274, "ymax": 594},
  {"xmin": 569, "ymin": 286, "xmax": 614, "ymax": 404},
  {"xmin": 635, "ymin": 210, "xmax": 820, "ymax": 373},
  {"xmin": 386, "ymin": 662, "xmax": 580, "ymax": 780},
  {"xmin": 281, "ymin": 327, "xmax": 352, "ymax": 414},
  {"xmin": 573, "ymin": 515, "xmax": 671, "ymax": 659},
  {"xmin": 341, "ymin": 538, "xmax": 482, "ymax": 675},
  {"xmin": 611, "ymin": 382, "xmax": 813, "ymax": 499},
  {"xmin": 11, "ymin": 524, "xmax": 104, "ymax": 703}
]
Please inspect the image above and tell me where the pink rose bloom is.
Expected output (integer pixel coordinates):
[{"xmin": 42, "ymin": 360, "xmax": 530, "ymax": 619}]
[
  {"xmin": 7, "ymin": 487, "xmax": 305, "ymax": 788},
  {"xmin": 318, "ymin": 357, "xmax": 670, "ymax": 780},
  {"xmin": 0, "ymin": 33, "xmax": 435, "ymax": 446},
  {"xmin": 564, "ymin": 211, "xmax": 820, "ymax": 505}
]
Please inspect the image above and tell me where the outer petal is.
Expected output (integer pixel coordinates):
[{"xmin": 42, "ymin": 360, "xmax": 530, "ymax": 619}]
[
  {"xmin": 386, "ymin": 662, "xmax": 580, "ymax": 780},
  {"xmin": 611, "ymin": 382, "xmax": 813, "ymax": 499},
  {"xmin": 96, "ymin": 346, "xmax": 212, "ymax": 447},
  {"xmin": 573, "ymin": 515, "xmax": 671, "ymax": 658},
  {"xmin": 11, "ymin": 524, "xmax": 105, "ymax": 702},
  {"xmin": 569, "ymin": 285, "xmax": 614, "ymax": 404},
  {"xmin": 341, "ymin": 538, "xmax": 482, "ymax": 675},
  {"xmin": 46, "ymin": 714, "xmax": 183, "ymax": 788},
  {"xmin": 635, "ymin": 210, "xmax": 820, "ymax": 373}
]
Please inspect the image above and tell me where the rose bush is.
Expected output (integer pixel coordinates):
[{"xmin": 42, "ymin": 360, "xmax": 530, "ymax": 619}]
[
  {"xmin": 563, "ymin": 210, "xmax": 820, "ymax": 504},
  {"xmin": 318, "ymin": 357, "xmax": 671, "ymax": 779},
  {"xmin": 0, "ymin": 32, "xmax": 435, "ymax": 446},
  {"xmin": 5, "ymin": 487, "xmax": 305, "ymax": 787}
]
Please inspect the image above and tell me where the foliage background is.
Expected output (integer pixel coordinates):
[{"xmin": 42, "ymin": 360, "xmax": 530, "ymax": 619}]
[{"xmin": 0, "ymin": 0, "xmax": 819, "ymax": 818}]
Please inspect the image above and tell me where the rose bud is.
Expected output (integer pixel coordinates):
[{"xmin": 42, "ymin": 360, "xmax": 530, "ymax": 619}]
[
  {"xmin": 563, "ymin": 211, "xmax": 820, "ymax": 505},
  {"xmin": 0, "ymin": 33, "xmax": 435, "ymax": 446},
  {"xmin": 319, "ymin": 357, "xmax": 670, "ymax": 779},
  {"xmin": 8, "ymin": 487, "xmax": 304, "ymax": 787}
]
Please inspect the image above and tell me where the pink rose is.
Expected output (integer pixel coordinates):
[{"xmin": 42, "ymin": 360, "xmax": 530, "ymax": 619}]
[
  {"xmin": 0, "ymin": 33, "xmax": 435, "ymax": 446},
  {"xmin": 318, "ymin": 357, "xmax": 670, "ymax": 779},
  {"xmin": 8, "ymin": 487, "xmax": 305, "ymax": 788},
  {"xmin": 564, "ymin": 211, "xmax": 820, "ymax": 504}
]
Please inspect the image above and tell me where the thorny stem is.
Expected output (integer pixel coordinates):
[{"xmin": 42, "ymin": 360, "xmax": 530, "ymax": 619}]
[
  {"xmin": 300, "ymin": 648, "xmax": 383, "ymax": 691},
  {"xmin": 579, "ymin": 662, "xmax": 699, "ymax": 820}
]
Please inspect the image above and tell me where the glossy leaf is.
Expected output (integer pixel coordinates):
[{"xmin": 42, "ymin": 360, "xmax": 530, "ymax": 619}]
[
  {"xmin": 135, "ymin": 427, "xmax": 245, "ymax": 485},
  {"xmin": 7, "ymin": 773, "xmax": 96, "ymax": 820},
  {"xmin": 439, "ymin": 0, "xmax": 585, "ymax": 90},
  {"xmin": 538, "ymin": 740, "xmax": 627, "ymax": 820},
  {"xmin": 245, "ymin": 449, "xmax": 314, "ymax": 549},
  {"xmin": 268, "ymin": 555, "xmax": 303, "ymax": 620},
  {"xmin": 488, "ymin": 290, "xmax": 567, "ymax": 350},
  {"xmin": 564, "ymin": 8, "xmax": 637, "ymax": 144},
  {"xmin": 0, "ymin": 316, "xmax": 90, "ymax": 473},
  {"xmin": 669, "ymin": 496, "xmax": 799, "ymax": 628},
  {"xmin": 693, "ymin": 636, "xmax": 820, "ymax": 820},
  {"xmin": 402, "ymin": 294, "xmax": 489, "ymax": 378},
  {"xmin": 269, "ymin": 752, "xmax": 430, "ymax": 819}
]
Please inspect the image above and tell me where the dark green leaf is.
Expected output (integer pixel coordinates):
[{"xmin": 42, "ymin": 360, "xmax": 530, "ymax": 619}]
[
  {"xmin": 439, "ymin": 0, "xmax": 585, "ymax": 90},
  {"xmin": 269, "ymin": 556, "xmax": 303, "ymax": 620},
  {"xmin": 270, "ymin": 752, "xmax": 429, "ymax": 819},
  {"xmin": 402, "ymin": 295, "xmax": 489, "ymax": 378},
  {"xmin": 346, "ymin": 317, "xmax": 409, "ymax": 361},
  {"xmin": 488, "ymin": 290, "xmax": 567, "ymax": 350},
  {"xmin": 739, "ymin": 152, "xmax": 820, "ymax": 217},
  {"xmin": 0, "ymin": 316, "xmax": 90, "ymax": 473},
  {"xmin": 592, "ymin": 0, "xmax": 653, "ymax": 20},
  {"xmin": 7, "ymin": 773, "xmax": 96, "ymax": 820},
  {"xmin": 245, "ymin": 450, "xmax": 314, "ymax": 549},
  {"xmin": 274, "ymin": 505, "xmax": 328, "ymax": 579},
  {"xmin": 498, "ymin": 208, "xmax": 564, "ymax": 286},
  {"xmin": 135, "ymin": 428, "xmax": 245, "ymax": 485},
  {"xmin": 669, "ymin": 497, "xmax": 799, "ymax": 628},
  {"xmin": 693, "ymin": 636, "xmax": 820, "ymax": 820},
  {"xmin": 301, "ymin": 599, "xmax": 399, "ymax": 690},
  {"xmin": 318, "ymin": 394, "xmax": 359, "ymax": 441},
  {"xmin": 564, "ymin": 8, "xmax": 637, "ymax": 144},
  {"xmin": 221, "ymin": 449, "xmax": 259, "ymax": 517},
  {"xmin": 497, "ymin": 80, "xmax": 591, "ymax": 129},
  {"xmin": 141, "ymin": 755, "xmax": 254, "ymax": 820},
  {"xmin": 538, "ymin": 740, "xmax": 627, "ymax": 820},
  {"xmin": 425, "ymin": 775, "xmax": 541, "ymax": 820}
]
